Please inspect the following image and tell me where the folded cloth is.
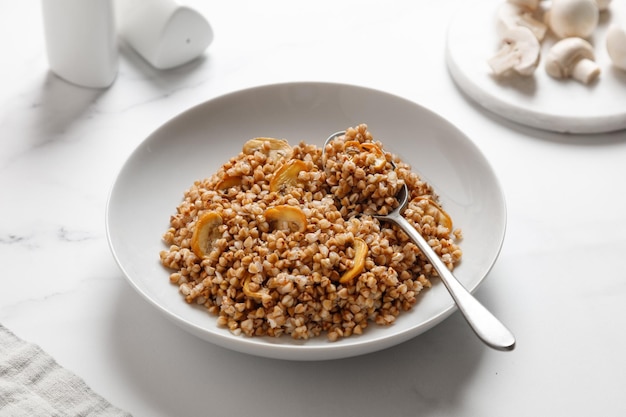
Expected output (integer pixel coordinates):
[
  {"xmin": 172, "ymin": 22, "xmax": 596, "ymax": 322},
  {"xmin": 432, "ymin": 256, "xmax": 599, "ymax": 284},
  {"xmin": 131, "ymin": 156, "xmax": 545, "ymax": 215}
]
[{"xmin": 0, "ymin": 324, "xmax": 131, "ymax": 417}]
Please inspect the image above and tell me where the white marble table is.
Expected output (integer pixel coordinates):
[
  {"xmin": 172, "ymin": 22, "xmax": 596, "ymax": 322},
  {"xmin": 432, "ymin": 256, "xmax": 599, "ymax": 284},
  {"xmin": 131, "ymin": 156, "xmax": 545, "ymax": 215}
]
[{"xmin": 2, "ymin": 1, "xmax": 626, "ymax": 416}]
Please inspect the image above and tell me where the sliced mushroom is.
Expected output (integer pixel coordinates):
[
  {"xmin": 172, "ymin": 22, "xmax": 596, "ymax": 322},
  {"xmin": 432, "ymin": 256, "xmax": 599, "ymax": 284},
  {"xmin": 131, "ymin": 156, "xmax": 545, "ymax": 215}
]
[
  {"xmin": 264, "ymin": 205, "xmax": 307, "ymax": 233},
  {"xmin": 497, "ymin": 2, "xmax": 547, "ymax": 41},
  {"xmin": 242, "ymin": 137, "xmax": 293, "ymax": 161},
  {"xmin": 507, "ymin": 0, "xmax": 541, "ymax": 11},
  {"xmin": 343, "ymin": 141, "xmax": 387, "ymax": 170},
  {"xmin": 545, "ymin": 37, "xmax": 600, "ymax": 83},
  {"xmin": 215, "ymin": 174, "xmax": 242, "ymax": 191},
  {"xmin": 190, "ymin": 211, "xmax": 223, "ymax": 258},
  {"xmin": 359, "ymin": 143, "xmax": 387, "ymax": 170},
  {"xmin": 488, "ymin": 26, "xmax": 541, "ymax": 76},
  {"xmin": 594, "ymin": 0, "xmax": 612, "ymax": 11},
  {"xmin": 606, "ymin": 24, "xmax": 626, "ymax": 71},
  {"xmin": 338, "ymin": 238, "xmax": 368, "ymax": 284},
  {"xmin": 243, "ymin": 275, "xmax": 272, "ymax": 304},
  {"xmin": 269, "ymin": 159, "xmax": 308, "ymax": 193},
  {"xmin": 415, "ymin": 196, "xmax": 453, "ymax": 230},
  {"xmin": 546, "ymin": 0, "xmax": 598, "ymax": 39}
]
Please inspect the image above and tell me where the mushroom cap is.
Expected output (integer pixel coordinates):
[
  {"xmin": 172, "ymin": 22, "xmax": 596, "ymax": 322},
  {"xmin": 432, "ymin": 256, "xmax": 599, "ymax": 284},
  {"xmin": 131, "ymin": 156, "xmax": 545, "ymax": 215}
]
[
  {"xmin": 606, "ymin": 24, "xmax": 626, "ymax": 70},
  {"xmin": 545, "ymin": 37, "xmax": 595, "ymax": 78},
  {"xmin": 549, "ymin": 0, "xmax": 599, "ymax": 38},
  {"xmin": 595, "ymin": 0, "xmax": 612, "ymax": 11}
]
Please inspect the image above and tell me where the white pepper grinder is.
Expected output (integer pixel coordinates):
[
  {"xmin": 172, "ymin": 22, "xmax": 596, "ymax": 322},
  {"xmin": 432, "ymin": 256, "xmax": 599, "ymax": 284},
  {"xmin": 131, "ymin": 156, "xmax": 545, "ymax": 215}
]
[{"xmin": 41, "ymin": 0, "xmax": 118, "ymax": 88}]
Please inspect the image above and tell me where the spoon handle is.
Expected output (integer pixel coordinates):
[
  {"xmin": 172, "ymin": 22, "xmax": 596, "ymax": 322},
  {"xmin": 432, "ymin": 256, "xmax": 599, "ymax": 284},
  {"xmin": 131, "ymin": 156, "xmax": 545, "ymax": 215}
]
[{"xmin": 390, "ymin": 214, "xmax": 516, "ymax": 351}]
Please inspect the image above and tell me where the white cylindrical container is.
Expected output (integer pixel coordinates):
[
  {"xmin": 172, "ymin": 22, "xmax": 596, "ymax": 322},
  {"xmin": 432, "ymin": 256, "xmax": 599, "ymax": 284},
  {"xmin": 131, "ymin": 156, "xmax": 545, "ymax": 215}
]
[
  {"xmin": 115, "ymin": 0, "xmax": 213, "ymax": 69},
  {"xmin": 41, "ymin": 0, "xmax": 118, "ymax": 88}
]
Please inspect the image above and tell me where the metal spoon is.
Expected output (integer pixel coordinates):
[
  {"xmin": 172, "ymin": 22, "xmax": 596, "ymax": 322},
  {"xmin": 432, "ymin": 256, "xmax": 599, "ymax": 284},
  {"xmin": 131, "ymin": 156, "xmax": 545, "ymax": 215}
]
[{"xmin": 323, "ymin": 131, "xmax": 515, "ymax": 351}]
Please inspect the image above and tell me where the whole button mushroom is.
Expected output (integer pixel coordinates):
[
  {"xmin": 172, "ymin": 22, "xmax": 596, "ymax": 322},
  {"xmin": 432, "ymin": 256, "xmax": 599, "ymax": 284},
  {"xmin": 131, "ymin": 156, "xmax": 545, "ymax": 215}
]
[
  {"xmin": 547, "ymin": 0, "xmax": 599, "ymax": 38},
  {"xmin": 488, "ymin": 26, "xmax": 541, "ymax": 76},
  {"xmin": 606, "ymin": 24, "xmax": 626, "ymax": 70},
  {"xmin": 544, "ymin": 37, "xmax": 601, "ymax": 83}
]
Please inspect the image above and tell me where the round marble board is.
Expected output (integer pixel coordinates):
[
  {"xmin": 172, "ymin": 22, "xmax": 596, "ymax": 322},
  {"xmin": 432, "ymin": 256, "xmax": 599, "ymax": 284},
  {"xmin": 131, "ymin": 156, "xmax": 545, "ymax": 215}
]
[{"xmin": 446, "ymin": 0, "xmax": 626, "ymax": 134}]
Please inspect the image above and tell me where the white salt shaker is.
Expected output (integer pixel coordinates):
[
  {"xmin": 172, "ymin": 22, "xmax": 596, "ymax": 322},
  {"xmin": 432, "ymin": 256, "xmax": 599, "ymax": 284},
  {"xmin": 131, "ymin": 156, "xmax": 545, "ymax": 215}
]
[
  {"xmin": 41, "ymin": 0, "xmax": 118, "ymax": 88},
  {"xmin": 115, "ymin": 0, "xmax": 213, "ymax": 69}
]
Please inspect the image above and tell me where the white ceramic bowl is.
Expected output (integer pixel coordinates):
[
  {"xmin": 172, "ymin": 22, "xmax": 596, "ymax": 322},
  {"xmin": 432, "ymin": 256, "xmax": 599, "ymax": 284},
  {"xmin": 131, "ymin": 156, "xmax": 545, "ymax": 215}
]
[{"xmin": 106, "ymin": 82, "xmax": 506, "ymax": 360}]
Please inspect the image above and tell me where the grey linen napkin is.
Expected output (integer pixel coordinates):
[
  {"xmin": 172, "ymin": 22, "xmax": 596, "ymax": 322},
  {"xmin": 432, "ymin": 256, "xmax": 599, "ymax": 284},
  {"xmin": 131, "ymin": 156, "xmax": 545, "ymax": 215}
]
[{"xmin": 0, "ymin": 324, "xmax": 131, "ymax": 417}]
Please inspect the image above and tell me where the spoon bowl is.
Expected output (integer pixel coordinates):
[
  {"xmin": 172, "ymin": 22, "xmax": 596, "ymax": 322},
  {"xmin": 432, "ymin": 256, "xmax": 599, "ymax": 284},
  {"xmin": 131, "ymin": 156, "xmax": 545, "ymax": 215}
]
[{"xmin": 323, "ymin": 131, "xmax": 515, "ymax": 351}]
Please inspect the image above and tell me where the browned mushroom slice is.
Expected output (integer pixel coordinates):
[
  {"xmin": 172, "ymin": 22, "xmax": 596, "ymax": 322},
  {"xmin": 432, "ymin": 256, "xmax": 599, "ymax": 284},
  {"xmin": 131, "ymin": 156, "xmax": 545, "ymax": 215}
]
[
  {"xmin": 215, "ymin": 174, "xmax": 242, "ymax": 191},
  {"xmin": 190, "ymin": 211, "xmax": 223, "ymax": 258},
  {"xmin": 359, "ymin": 142, "xmax": 387, "ymax": 170},
  {"xmin": 242, "ymin": 137, "xmax": 293, "ymax": 160},
  {"xmin": 339, "ymin": 238, "xmax": 368, "ymax": 284},
  {"xmin": 343, "ymin": 140, "xmax": 364, "ymax": 155},
  {"xmin": 415, "ymin": 196, "xmax": 452, "ymax": 229},
  {"xmin": 264, "ymin": 205, "xmax": 307, "ymax": 233},
  {"xmin": 243, "ymin": 275, "xmax": 272, "ymax": 303},
  {"xmin": 343, "ymin": 140, "xmax": 386, "ymax": 170},
  {"xmin": 269, "ymin": 159, "xmax": 307, "ymax": 192}
]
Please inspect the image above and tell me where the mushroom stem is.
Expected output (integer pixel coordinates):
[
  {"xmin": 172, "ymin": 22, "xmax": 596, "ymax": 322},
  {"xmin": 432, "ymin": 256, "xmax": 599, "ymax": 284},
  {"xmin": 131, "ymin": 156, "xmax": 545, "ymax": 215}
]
[
  {"xmin": 488, "ymin": 44, "xmax": 519, "ymax": 75},
  {"xmin": 571, "ymin": 58, "xmax": 600, "ymax": 83}
]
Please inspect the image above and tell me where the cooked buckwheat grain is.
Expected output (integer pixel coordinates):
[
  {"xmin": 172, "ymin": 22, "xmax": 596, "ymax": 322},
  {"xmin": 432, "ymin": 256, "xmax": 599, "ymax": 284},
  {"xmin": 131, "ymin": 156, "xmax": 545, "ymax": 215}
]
[{"xmin": 160, "ymin": 124, "xmax": 462, "ymax": 341}]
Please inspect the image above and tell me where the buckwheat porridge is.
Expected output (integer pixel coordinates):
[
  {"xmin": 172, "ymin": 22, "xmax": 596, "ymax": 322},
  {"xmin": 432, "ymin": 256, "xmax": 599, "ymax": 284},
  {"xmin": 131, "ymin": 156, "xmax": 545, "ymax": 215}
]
[{"xmin": 159, "ymin": 124, "xmax": 462, "ymax": 341}]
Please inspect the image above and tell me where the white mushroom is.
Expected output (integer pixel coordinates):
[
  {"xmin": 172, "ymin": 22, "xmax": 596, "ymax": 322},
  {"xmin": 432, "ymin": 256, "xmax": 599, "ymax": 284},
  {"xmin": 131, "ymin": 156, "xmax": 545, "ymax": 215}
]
[
  {"xmin": 497, "ymin": 2, "xmax": 548, "ymax": 41},
  {"xmin": 594, "ymin": 0, "xmax": 612, "ymax": 11},
  {"xmin": 488, "ymin": 26, "xmax": 541, "ymax": 76},
  {"xmin": 547, "ymin": 0, "xmax": 599, "ymax": 39},
  {"xmin": 544, "ymin": 37, "xmax": 600, "ymax": 83},
  {"xmin": 606, "ymin": 24, "xmax": 626, "ymax": 70},
  {"xmin": 507, "ymin": 0, "xmax": 541, "ymax": 11}
]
